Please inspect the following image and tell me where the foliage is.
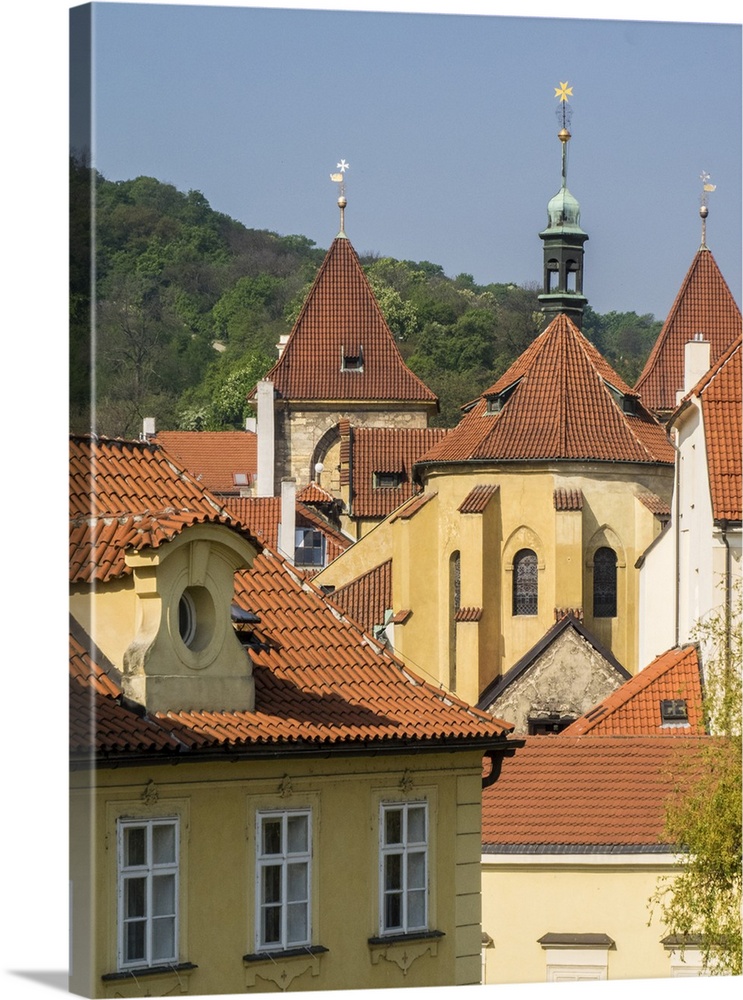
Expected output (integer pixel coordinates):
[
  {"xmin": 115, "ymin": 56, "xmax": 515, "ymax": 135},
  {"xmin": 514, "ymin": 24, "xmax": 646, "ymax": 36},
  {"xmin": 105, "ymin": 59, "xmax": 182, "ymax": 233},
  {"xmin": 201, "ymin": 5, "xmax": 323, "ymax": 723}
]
[
  {"xmin": 652, "ymin": 587, "xmax": 742, "ymax": 975},
  {"xmin": 70, "ymin": 154, "xmax": 664, "ymax": 436}
]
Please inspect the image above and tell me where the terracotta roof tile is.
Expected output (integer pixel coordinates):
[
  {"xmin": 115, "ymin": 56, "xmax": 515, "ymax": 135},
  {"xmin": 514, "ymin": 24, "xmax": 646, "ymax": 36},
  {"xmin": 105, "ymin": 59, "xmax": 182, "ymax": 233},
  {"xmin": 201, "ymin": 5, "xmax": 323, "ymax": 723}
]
[
  {"xmin": 351, "ymin": 427, "xmax": 449, "ymax": 518},
  {"xmin": 330, "ymin": 560, "xmax": 392, "ymax": 634},
  {"xmin": 297, "ymin": 481, "xmax": 337, "ymax": 504},
  {"xmin": 222, "ymin": 496, "xmax": 351, "ymax": 564},
  {"xmin": 458, "ymin": 484, "xmax": 500, "ymax": 514},
  {"xmin": 562, "ymin": 645, "xmax": 704, "ymax": 736},
  {"xmin": 418, "ymin": 315, "xmax": 674, "ymax": 467},
  {"xmin": 71, "ymin": 546, "xmax": 513, "ymax": 756},
  {"xmin": 260, "ymin": 237, "xmax": 437, "ymax": 405},
  {"xmin": 69, "ymin": 435, "xmax": 256, "ymax": 584},
  {"xmin": 553, "ymin": 488, "xmax": 584, "ymax": 511},
  {"xmin": 688, "ymin": 336, "xmax": 742, "ymax": 522},
  {"xmin": 635, "ymin": 248, "xmax": 742, "ymax": 414},
  {"xmin": 389, "ymin": 491, "xmax": 437, "ymax": 522},
  {"xmin": 482, "ymin": 735, "xmax": 711, "ymax": 850},
  {"xmin": 637, "ymin": 492, "xmax": 671, "ymax": 517},
  {"xmin": 153, "ymin": 430, "xmax": 257, "ymax": 494},
  {"xmin": 455, "ymin": 606, "xmax": 483, "ymax": 622}
]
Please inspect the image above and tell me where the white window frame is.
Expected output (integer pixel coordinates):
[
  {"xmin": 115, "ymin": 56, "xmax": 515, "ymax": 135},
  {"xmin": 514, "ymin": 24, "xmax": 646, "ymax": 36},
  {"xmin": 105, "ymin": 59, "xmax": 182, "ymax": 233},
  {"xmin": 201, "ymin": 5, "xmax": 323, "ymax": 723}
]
[
  {"xmin": 255, "ymin": 809, "xmax": 312, "ymax": 952},
  {"xmin": 379, "ymin": 801, "xmax": 429, "ymax": 936},
  {"xmin": 117, "ymin": 817, "xmax": 179, "ymax": 971}
]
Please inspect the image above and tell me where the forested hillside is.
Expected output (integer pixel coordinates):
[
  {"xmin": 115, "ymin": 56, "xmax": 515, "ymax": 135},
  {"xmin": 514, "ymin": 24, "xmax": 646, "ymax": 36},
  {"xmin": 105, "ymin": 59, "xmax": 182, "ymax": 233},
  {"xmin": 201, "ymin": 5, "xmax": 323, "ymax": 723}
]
[{"xmin": 70, "ymin": 156, "xmax": 662, "ymax": 437}]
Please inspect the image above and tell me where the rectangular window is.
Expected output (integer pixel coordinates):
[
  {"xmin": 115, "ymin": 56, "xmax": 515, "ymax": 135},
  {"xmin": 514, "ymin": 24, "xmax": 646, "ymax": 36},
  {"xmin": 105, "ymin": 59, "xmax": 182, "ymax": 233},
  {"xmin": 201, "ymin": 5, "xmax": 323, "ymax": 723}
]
[
  {"xmin": 117, "ymin": 818, "xmax": 179, "ymax": 970},
  {"xmin": 294, "ymin": 528, "xmax": 325, "ymax": 567},
  {"xmin": 256, "ymin": 810, "xmax": 312, "ymax": 951},
  {"xmin": 379, "ymin": 802, "xmax": 428, "ymax": 935},
  {"xmin": 373, "ymin": 471, "xmax": 405, "ymax": 489}
]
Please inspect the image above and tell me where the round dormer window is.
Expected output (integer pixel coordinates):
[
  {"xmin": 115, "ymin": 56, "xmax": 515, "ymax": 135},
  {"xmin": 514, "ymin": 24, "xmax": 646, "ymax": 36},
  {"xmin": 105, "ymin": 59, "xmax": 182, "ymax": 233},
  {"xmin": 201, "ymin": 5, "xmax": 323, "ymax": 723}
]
[{"xmin": 177, "ymin": 586, "xmax": 215, "ymax": 652}]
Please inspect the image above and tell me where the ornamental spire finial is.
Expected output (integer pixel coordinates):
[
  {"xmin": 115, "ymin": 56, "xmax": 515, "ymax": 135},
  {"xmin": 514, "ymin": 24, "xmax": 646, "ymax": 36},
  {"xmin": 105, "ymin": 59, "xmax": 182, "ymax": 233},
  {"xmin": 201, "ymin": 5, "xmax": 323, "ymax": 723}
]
[
  {"xmin": 330, "ymin": 159, "xmax": 349, "ymax": 237},
  {"xmin": 554, "ymin": 81, "xmax": 573, "ymax": 187},
  {"xmin": 699, "ymin": 170, "xmax": 716, "ymax": 249}
]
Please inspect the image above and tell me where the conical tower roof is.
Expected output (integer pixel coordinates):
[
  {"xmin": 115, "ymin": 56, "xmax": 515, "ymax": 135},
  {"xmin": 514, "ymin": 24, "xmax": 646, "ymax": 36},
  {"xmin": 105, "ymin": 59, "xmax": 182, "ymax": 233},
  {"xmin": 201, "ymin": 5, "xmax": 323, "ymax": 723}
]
[
  {"xmin": 635, "ymin": 248, "xmax": 741, "ymax": 416},
  {"xmin": 262, "ymin": 235, "xmax": 437, "ymax": 406},
  {"xmin": 417, "ymin": 313, "xmax": 674, "ymax": 467}
]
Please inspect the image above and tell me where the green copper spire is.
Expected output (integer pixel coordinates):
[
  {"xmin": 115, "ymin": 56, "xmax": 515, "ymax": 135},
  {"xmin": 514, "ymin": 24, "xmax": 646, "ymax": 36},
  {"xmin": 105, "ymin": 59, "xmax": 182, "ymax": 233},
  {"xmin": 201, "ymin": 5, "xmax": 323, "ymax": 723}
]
[{"xmin": 538, "ymin": 82, "xmax": 588, "ymax": 328}]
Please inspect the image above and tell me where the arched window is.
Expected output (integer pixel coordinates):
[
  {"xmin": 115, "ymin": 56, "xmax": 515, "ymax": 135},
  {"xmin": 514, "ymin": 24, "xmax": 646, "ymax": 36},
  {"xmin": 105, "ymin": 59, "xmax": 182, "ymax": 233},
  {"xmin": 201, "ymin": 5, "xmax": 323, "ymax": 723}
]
[
  {"xmin": 449, "ymin": 551, "xmax": 460, "ymax": 690},
  {"xmin": 593, "ymin": 547, "xmax": 617, "ymax": 618},
  {"xmin": 512, "ymin": 549, "xmax": 538, "ymax": 616}
]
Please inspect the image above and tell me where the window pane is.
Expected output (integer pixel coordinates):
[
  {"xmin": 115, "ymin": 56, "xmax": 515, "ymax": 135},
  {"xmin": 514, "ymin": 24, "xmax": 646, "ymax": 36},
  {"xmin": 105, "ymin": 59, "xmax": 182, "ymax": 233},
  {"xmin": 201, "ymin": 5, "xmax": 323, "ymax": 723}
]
[
  {"xmin": 261, "ymin": 865, "xmax": 281, "ymax": 905},
  {"xmin": 594, "ymin": 547, "xmax": 617, "ymax": 618},
  {"xmin": 124, "ymin": 827, "xmax": 146, "ymax": 867},
  {"xmin": 287, "ymin": 901, "xmax": 308, "ymax": 944},
  {"xmin": 125, "ymin": 920, "xmax": 146, "ymax": 963},
  {"xmin": 261, "ymin": 817, "xmax": 282, "ymax": 855},
  {"xmin": 151, "ymin": 916, "xmax": 176, "ymax": 962},
  {"xmin": 287, "ymin": 814, "xmax": 308, "ymax": 854},
  {"xmin": 407, "ymin": 851, "xmax": 425, "ymax": 890},
  {"xmin": 513, "ymin": 549, "xmax": 538, "ymax": 615},
  {"xmin": 125, "ymin": 877, "xmax": 146, "ymax": 918},
  {"xmin": 407, "ymin": 807, "xmax": 426, "ymax": 844},
  {"xmin": 385, "ymin": 852, "xmax": 402, "ymax": 891},
  {"xmin": 261, "ymin": 906, "xmax": 281, "ymax": 947},
  {"xmin": 408, "ymin": 888, "xmax": 426, "ymax": 928},
  {"xmin": 384, "ymin": 808, "xmax": 402, "ymax": 845},
  {"xmin": 152, "ymin": 823, "xmax": 176, "ymax": 865},
  {"xmin": 287, "ymin": 862, "xmax": 308, "ymax": 903},
  {"xmin": 152, "ymin": 874, "xmax": 175, "ymax": 916},
  {"xmin": 384, "ymin": 891, "xmax": 402, "ymax": 930}
]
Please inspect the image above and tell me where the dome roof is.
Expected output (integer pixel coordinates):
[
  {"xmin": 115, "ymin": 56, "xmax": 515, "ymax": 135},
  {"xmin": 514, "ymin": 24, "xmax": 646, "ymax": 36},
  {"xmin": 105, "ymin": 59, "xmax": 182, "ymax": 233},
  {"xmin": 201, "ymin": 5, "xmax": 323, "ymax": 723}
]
[{"xmin": 544, "ymin": 184, "xmax": 586, "ymax": 233}]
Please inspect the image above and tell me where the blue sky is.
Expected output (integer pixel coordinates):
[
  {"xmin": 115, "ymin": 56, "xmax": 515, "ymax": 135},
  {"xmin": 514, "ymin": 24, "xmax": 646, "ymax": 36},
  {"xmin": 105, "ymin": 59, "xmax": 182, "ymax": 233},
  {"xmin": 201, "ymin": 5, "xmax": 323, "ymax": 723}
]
[
  {"xmin": 1, "ymin": 4, "xmax": 741, "ymax": 1000},
  {"xmin": 75, "ymin": 2, "xmax": 742, "ymax": 318}
]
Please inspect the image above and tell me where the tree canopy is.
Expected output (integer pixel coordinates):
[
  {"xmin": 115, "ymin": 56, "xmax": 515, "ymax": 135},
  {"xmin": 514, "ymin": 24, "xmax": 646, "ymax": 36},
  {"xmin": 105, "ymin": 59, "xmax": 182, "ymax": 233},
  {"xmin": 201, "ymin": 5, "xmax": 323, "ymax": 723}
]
[{"xmin": 70, "ymin": 156, "xmax": 663, "ymax": 438}]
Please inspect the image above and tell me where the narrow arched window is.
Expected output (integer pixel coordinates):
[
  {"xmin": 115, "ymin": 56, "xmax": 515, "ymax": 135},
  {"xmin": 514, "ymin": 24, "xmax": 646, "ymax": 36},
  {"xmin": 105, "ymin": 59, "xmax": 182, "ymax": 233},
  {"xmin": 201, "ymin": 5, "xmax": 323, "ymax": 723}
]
[
  {"xmin": 512, "ymin": 549, "xmax": 538, "ymax": 616},
  {"xmin": 449, "ymin": 551, "xmax": 460, "ymax": 690},
  {"xmin": 593, "ymin": 547, "xmax": 617, "ymax": 618}
]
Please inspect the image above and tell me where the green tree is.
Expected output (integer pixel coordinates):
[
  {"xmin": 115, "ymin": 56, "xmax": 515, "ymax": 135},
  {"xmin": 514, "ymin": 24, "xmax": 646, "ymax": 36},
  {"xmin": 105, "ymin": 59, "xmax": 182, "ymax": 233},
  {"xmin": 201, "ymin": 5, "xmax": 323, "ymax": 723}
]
[{"xmin": 652, "ymin": 588, "xmax": 742, "ymax": 975}]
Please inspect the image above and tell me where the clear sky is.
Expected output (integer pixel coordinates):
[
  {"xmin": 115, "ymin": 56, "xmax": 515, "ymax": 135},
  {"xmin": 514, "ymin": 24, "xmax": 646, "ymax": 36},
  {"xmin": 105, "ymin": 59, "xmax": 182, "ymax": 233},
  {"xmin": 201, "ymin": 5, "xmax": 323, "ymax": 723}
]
[
  {"xmin": 75, "ymin": 1, "xmax": 742, "ymax": 319},
  {"xmin": 0, "ymin": 4, "xmax": 741, "ymax": 1000}
]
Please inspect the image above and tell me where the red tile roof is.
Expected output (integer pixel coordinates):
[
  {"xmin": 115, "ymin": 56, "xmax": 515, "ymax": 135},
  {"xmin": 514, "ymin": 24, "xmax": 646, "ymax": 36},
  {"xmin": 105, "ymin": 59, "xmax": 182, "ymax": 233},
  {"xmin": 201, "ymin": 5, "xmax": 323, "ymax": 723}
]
[
  {"xmin": 553, "ymin": 488, "xmax": 583, "ymax": 511},
  {"xmin": 350, "ymin": 427, "xmax": 449, "ymax": 518},
  {"xmin": 417, "ymin": 314, "xmax": 674, "ymax": 467},
  {"xmin": 637, "ymin": 492, "xmax": 672, "ymax": 518},
  {"xmin": 259, "ymin": 237, "xmax": 438, "ymax": 405},
  {"xmin": 455, "ymin": 607, "xmax": 483, "ymax": 623},
  {"xmin": 330, "ymin": 560, "xmax": 392, "ymax": 634},
  {"xmin": 71, "ymin": 546, "xmax": 514, "ymax": 759},
  {"xmin": 70, "ymin": 435, "xmax": 256, "ymax": 584},
  {"xmin": 482, "ymin": 735, "xmax": 711, "ymax": 850},
  {"xmin": 682, "ymin": 336, "xmax": 742, "ymax": 522},
  {"xmin": 389, "ymin": 491, "xmax": 437, "ymax": 522},
  {"xmin": 153, "ymin": 430, "xmax": 257, "ymax": 494},
  {"xmin": 562, "ymin": 645, "xmax": 704, "ymax": 737},
  {"xmin": 458, "ymin": 484, "xmax": 500, "ymax": 514},
  {"xmin": 297, "ymin": 481, "xmax": 337, "ymax": 504},
  {"xmin": 222, "ymin": 496, "xmax": 351, "ymax": 565},
  {"xmin": 635, "ymin": 249, "xmax": 741, "ymax": 415}
]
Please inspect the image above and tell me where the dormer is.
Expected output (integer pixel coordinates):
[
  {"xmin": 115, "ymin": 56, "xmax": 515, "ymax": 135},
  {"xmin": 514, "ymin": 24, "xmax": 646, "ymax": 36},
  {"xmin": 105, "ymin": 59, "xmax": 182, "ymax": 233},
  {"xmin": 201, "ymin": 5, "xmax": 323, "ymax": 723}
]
[{"xmin": 121, "ymin": 523, "xmax": 259, "ymax": 713}]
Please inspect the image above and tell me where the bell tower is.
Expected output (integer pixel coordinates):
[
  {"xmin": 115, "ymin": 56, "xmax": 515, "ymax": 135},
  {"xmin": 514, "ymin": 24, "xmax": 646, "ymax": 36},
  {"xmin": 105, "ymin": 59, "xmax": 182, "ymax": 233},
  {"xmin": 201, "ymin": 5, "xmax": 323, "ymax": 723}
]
[{"xmin": 538, "ymin": 82, "xmax": 588, "ymax": 328}]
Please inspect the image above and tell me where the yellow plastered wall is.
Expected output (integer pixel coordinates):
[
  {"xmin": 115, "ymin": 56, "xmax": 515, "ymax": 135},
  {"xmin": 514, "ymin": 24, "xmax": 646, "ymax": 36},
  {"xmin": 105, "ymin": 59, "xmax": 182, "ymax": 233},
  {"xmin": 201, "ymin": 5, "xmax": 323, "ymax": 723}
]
[
  {"xmin": 481, "ymin": 857, "xmax": 682, "ymax": 984},
  {"xmin": 70, "ymin": 752, "xmax": 487, "ymax": 998}
]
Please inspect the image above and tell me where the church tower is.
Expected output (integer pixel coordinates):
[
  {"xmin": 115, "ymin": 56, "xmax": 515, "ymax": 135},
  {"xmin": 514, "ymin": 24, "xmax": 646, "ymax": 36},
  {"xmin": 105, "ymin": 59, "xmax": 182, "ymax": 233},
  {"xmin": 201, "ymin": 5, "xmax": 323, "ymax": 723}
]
[{"xmin": 538, "ymin": 82, "xmax": 588, "ymax": 328}]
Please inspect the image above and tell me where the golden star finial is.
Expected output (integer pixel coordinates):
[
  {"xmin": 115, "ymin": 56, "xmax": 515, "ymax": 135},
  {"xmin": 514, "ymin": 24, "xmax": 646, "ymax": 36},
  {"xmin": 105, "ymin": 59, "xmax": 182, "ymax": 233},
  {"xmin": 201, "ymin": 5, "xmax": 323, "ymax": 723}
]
[{"xmin": 554, "ymin": 81, "xmax": 573, "ymax": 102}]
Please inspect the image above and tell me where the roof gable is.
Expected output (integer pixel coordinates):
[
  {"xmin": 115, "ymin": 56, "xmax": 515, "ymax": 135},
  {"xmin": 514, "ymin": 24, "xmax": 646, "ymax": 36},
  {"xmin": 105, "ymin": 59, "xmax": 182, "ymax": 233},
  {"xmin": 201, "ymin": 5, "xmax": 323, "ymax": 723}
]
[
  {"xmin": 562, "ymin": 644, "xmax": 704, "ymax": 736},
  {"xmin": 419, "ymin": 314, "xmax": 674, "ymax": 466},
  {"xmin": 635, "ymin": 248, "xmax": 742, "ymax": 414},
  {"xmin": 261, "ymin": 237, "xmax": 437, "ymax": 405}
]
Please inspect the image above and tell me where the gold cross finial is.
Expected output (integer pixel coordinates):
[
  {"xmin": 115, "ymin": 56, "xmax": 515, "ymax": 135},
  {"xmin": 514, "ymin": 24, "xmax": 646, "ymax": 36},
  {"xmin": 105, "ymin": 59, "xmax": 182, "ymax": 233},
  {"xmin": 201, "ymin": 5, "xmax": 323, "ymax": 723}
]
[{"xmin": 555, "ymin": 81, "xmax": 573, "ymax": 102}]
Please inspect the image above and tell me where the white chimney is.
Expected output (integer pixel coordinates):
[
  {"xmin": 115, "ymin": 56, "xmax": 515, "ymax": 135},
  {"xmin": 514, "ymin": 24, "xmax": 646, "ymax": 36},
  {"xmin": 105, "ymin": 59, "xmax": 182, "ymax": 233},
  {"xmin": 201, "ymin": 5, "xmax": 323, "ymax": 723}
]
[
  {"xmin": 684, "ymin": 334, "xmax": 711, "ymax": 393},
  {"xmin": 276, "ymin": 333, "xmax": 290, "ymax": 358},
  {"xmin": 141, "ymin": 416, "xmax": 156, "ymax": 440},
  {"xmin": 244, "ymin": 417, "xmax": 256, "ymax": 433},
  {"xmin": 278, "ymin": 479, "xmax": 296, "ymax": 563},
  {"xmin": 256, "ymin": 380, "xmax": 275, "ymax": 497}
]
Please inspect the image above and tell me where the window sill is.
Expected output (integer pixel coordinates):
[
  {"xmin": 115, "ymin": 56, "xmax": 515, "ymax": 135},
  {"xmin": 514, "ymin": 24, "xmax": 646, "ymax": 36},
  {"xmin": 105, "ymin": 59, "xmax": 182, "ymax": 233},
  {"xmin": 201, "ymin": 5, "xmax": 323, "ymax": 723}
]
[
  {"xmin": 102, "ymin": 961, "xmax": 197, "ymax": 981},
  {"xmin": 243, "ymin": 944, "xmax": 329, "ymax": 963},
  {"xmin": 368, "ymin": 929, "xmax": 444, "ymax": 946}
]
